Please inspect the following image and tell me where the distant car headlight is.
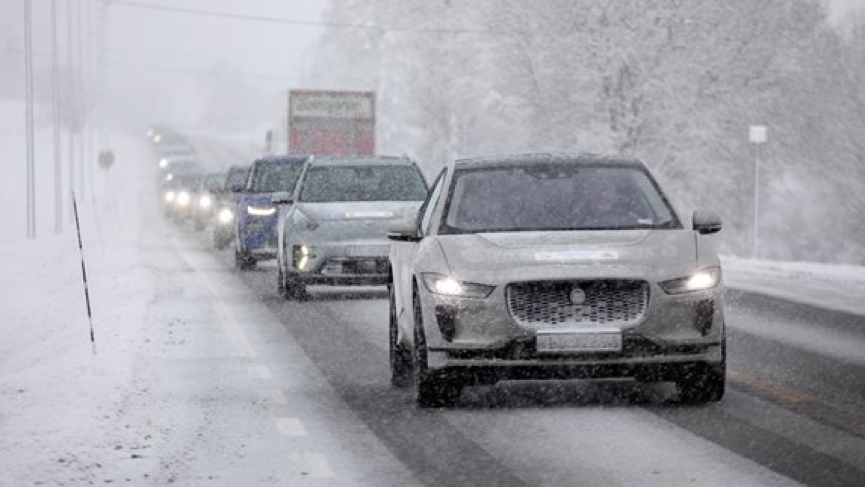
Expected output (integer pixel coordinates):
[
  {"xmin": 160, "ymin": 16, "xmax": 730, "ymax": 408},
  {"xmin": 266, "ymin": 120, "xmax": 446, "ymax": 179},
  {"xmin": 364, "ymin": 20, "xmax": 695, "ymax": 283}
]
[
  {"xmin": 247, "ymin": 205, "xmax": 276, "ymax": 216},
  {"xmin": 199, "ymin": 194, "xmax": 212, "ymax": 209},
  {"xmin": 422, "ymin": 273, "xmax": 495, "ymax": 299},
  {"xmin": 660, "ymin": 267, "xmax": 721, "ymax": 294},
  {"xmin": 159, "ymin": 158, "xmax": 168, "ymax": 169},
  {"xmin": 153, "ymin": 134, "xmax": 162, "ymax": 143},
  {"xmin": 177, "ymin": 191, "xmax": 191, "ymax": 207},
  {"xmin": 217, "ymin": 208, "xmax": 233, "ymax": 224},
  {"xmin": 165, "ymin": 173, "xmax": 174, "ymax": 181},
  {"xmin": 164, "ymin": 191, "xmax": 175, "ymax": 202}
]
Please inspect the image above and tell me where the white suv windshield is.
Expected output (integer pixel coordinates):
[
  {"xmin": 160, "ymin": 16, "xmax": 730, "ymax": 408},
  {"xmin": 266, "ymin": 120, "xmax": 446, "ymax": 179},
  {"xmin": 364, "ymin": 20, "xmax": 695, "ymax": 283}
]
[{"xmin": 442, "ymin": 164, "xmax": 679, "ymax": 233}]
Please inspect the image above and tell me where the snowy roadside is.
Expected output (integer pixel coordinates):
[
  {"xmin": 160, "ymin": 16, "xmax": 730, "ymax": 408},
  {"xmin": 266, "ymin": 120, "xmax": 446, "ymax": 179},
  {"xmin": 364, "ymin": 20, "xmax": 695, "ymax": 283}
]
[
  {"xmin": 722, "ymin": 256, "xmax": 865, "ymax": 317},
  {"xmin": 0, "ymin": 130, "xmax": 156, "ymax": 483}
]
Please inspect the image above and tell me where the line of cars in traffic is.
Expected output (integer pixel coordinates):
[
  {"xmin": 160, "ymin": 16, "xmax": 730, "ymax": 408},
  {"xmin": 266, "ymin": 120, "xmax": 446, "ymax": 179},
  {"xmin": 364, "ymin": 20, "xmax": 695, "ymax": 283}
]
[{"xmin": 148, "ymin": 127, "xmax": 727, "ymax": 409}]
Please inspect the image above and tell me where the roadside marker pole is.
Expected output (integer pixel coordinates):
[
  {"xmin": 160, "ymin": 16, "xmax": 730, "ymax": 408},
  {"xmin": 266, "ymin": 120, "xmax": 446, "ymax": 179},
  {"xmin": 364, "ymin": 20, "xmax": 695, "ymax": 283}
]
[{"xmin": 72, "ymin": 192, "xmax": 97, "ymax": 355}]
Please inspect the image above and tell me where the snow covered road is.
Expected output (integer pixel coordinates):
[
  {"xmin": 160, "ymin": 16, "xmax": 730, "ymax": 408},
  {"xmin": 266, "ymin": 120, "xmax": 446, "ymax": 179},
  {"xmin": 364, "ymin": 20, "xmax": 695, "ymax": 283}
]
[{"xmin": 126, "ymin": 217, "xmax": 865, "ymax": 486}]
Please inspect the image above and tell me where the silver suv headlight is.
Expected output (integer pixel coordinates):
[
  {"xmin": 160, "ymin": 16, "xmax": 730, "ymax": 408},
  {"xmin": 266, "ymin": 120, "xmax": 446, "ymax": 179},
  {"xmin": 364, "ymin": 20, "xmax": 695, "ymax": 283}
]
[
  {"xmin": 659, "ymin": 267, "xmax": 721, "ymax": 294},
  {"xmin": 422, "ymin": 273, "xmax": 495, "ymax": 299}
]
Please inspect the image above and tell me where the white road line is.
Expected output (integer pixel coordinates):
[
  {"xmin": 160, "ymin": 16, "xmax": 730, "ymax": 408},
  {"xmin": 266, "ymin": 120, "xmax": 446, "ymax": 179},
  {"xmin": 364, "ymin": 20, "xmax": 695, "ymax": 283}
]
[
  {"xmin": 213, "ymin": 299, "xmax": 259, "ymax": 359},
  {"xmin": 288, "ymin": 454, "xmax": 335, "ymax": 478},
  {"xmin": 275, "ymin": 417, "xmax": 309, "ymax": 436},
  {"xmin": 247, "ymin": 365, "xmax": 273, "ymax": 379},
  {"xmin": 169, "ymin": 236, "xmax": 259, "ymax": 359},
  {"xmin": 259, "ymin": 388, "xmax": 288, "ymax": 405}
]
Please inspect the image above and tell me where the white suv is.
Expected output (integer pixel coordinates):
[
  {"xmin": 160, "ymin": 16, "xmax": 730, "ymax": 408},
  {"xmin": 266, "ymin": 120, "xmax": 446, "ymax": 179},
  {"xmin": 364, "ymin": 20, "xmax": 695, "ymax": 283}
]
[{"xmin": 387, "ymin": 153, "xmax": 725, "ymax": 407}]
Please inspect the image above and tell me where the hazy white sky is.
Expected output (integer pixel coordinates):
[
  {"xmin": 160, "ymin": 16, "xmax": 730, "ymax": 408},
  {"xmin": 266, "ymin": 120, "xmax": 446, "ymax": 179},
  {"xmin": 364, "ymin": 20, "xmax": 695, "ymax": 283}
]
[
  {"xmin": 105, "ymin": 0, "xmax": 328, "ymax": 87},
  {"xmin": 2, "ymin": 0, "xmax": 864, "ymax": 134}
]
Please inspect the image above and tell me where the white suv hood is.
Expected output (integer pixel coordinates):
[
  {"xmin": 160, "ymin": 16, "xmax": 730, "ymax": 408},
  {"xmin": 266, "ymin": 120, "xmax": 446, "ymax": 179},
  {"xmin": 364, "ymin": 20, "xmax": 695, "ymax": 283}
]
[{"xmin": 435, "ymin": 230, "xmax": 697, "ymax": 283}]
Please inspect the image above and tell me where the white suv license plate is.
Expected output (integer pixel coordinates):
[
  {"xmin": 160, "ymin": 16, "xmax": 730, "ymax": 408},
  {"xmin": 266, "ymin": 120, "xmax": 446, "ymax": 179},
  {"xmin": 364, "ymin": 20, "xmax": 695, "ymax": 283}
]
[{"xmin": 536, "ymin": 330, "xmax": 623, "ymax": 353}]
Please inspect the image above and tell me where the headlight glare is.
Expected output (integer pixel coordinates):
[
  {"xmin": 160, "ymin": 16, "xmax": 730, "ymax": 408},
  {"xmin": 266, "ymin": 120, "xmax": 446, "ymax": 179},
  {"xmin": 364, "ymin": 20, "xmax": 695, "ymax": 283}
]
[
  {"xmin": 422, "ymin": 273, "xmax": 494, "ymax": 299},
  {"xmin": 217, "ymin": 208, "xmax": 233, "ymax": 224},
  {"xmin": 660, "ymin": 267, "xmax": 721, "ymax": 294},
  {"xmin": 293, "ymin": 244, "xmax": 312, "ymax": 270},
  {"xmin": 177, "ymin": 191, "xmax": 191, "ymax": 207},
  {"xmin": 164, "ymin": 191, "xmax": 175, "ymax": 202},
  {"xmin": 199, "ymin": 195, "xmax": 212, "ymax": 209},
  {"xmin": 159, "ymin": 158, "xmax": 168, "ymax": 169},
  {"xmin": 247, "ymin": 205, "xmax": 276, "ymax": 216}
]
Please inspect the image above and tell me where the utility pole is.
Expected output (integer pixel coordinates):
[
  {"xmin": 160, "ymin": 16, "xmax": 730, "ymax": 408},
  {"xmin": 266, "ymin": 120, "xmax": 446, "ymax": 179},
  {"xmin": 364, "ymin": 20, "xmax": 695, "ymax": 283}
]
[
  {"xmin": 77, "ymin": 0, "xmax": 86, "ymax": 199},
  {"xmin": 67, "ymin": 0, "xmax": 77, "ymax": 220},
  {"xmin": 24, "ymin": 0, "xmax": 36, "ymax": 240},
  {"xmin": 96, "ymin": 1, "xmax": 108, "ymax": 183},
  {"xmin": 52, "ymin": 0, "xmax": 63, "ymax": 233}
]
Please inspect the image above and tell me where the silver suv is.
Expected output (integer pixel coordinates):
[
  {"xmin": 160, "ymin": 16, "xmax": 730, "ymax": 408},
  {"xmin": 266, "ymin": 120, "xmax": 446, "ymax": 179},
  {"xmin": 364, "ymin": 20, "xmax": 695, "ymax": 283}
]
[
  {"xmin": 276, "ymin": 156, "xmax": 428, "ymax": 299},
  {"xmin": 387, "ymin": 153, "xmax": 725, "ymax": 407}
]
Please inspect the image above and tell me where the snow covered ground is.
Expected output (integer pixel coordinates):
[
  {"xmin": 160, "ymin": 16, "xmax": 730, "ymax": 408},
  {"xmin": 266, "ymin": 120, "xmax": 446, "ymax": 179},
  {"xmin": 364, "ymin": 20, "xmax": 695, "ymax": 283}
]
[{"xmin": 0, "ymin": 121, "xmax": 157, "ymax": 482}]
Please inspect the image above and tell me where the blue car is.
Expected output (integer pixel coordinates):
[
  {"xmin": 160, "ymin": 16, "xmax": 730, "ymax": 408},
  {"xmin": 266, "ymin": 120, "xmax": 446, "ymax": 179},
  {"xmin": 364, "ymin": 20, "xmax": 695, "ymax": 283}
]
[{"xmin": 234, "ymin": 156, "xmax": 308, "ymax": 270}]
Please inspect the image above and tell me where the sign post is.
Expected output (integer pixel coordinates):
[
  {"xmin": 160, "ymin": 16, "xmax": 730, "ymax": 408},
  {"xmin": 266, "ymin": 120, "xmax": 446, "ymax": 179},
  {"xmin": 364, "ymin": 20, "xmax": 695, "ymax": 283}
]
[{"xmin": 748, "ymin": 125, "xmax": 768, "ymax": 260}]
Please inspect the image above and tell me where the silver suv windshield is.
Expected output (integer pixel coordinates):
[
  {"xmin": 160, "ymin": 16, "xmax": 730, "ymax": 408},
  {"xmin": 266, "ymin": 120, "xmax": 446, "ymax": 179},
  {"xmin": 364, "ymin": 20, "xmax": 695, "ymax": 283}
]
[
  {"xmin": 299, "ymin": 165, "xmax": 428, "ymax": 203},
  {"xmin": 441, "ymin": 163, "xmax": 680, "ymax": 233}
]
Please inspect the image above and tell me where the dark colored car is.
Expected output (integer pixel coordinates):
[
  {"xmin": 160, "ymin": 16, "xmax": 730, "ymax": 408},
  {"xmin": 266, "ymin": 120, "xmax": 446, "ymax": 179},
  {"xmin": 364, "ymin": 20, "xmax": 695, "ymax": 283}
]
[
  {"xmin": 234, "ymin": 156, "xmax": 308, "ymax": 270},
  {"xmin": 165, "ymin": 172, "xmax": 204, "ymax": 222},
  {"xmin": 191, "ymin": 173, "xmax": 226, "ymax": 231},
  {"xmin": 213, "ymin": 165, "xmax": 250, "ymax": 250}
]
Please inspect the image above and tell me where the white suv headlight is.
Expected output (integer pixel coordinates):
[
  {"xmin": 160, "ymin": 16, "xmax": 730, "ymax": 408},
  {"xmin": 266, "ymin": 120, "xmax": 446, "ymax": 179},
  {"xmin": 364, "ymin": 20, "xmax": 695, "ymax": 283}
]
[
  {"xmin": 199, "ymin": 194, "xmax": 212, "ymax": 209},
  {"xmin": 422, "ymin": 273, "xmax": 495, "ymax": 299},
  {"xmin": 660, "ymin": 267, "xmax": 721, "ymax": 294}
]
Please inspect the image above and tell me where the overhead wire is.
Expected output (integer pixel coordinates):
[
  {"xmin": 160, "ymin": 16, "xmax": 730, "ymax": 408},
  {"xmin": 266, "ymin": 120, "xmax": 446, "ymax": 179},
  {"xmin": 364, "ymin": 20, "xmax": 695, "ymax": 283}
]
[{"xmin": 110, "ymin": 0, "xmax": 490, "ymax": 35}]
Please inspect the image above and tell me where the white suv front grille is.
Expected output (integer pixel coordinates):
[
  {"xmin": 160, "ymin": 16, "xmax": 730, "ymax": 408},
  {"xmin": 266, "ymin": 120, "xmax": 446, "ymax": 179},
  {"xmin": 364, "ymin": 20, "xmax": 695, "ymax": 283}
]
[{"xmin": 507, "ymin": 280, "xmax": 648, "ymax": 328}]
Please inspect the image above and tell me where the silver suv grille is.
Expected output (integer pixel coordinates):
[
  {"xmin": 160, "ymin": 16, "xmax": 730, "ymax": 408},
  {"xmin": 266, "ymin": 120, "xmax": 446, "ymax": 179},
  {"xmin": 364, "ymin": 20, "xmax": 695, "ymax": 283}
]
[{"xmin": 507, "ymin": 280, "xmax": 648, "ymax": 328}]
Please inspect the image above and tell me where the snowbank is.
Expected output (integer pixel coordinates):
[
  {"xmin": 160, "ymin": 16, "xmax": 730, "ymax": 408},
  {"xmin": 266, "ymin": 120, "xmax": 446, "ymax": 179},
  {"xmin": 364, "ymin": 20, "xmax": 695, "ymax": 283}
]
[{"xmin": 722, "ymin": 256, "xmax": 865, "ymax": 317}]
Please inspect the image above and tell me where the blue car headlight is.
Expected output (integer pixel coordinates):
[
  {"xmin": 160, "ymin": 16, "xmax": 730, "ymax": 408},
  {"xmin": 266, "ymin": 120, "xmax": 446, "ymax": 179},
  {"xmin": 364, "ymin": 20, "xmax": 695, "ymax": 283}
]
[{"xmin": 247, "ymin": 205, "xmax": 276, "ymax": 217}]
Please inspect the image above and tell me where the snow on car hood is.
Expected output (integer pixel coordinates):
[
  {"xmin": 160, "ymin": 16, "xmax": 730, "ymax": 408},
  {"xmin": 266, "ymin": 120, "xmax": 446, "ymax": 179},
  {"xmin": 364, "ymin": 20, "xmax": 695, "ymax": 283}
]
[
  {"xmin": 436, "ymin": 230, "xmax": 697, "ymax": 283},
  {"xmin": 473, "ymin": 230, "xmax": 651, "ymax": 247}
]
